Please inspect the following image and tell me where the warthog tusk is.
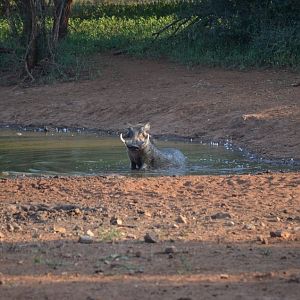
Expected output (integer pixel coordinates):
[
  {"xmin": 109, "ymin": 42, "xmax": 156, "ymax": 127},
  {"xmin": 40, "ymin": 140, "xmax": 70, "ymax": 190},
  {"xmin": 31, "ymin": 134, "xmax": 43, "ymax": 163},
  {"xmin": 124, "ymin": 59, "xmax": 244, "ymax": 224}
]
[
  {"xmin": 120, "ymin": 133, "xmax": 126, "ymax": 144},
  {"xmin": 145, "ymin": 133, "xmax": 150, "ymax": 145}
]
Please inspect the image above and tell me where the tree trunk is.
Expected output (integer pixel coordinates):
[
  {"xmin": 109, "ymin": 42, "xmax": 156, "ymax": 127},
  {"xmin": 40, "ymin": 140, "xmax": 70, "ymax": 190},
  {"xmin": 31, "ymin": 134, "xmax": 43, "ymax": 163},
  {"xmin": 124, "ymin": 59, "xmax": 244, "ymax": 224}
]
[
  {"xmin": 53, "ymin": 0, "xmax": 73, "ymax": 45},
  {"xmin": 59, "ymin": 0, "xmax": 73, "ymax": 39},
  {"xmin": 17, "ymin": 0, "xmax": 38, "ymax": 72}
]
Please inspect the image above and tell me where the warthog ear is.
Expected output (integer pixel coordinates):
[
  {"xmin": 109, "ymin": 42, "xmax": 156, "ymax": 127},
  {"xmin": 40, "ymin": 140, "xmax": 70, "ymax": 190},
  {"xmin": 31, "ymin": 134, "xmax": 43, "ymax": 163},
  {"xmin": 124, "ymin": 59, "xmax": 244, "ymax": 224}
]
[{"xmin": 144, "ymin": 122, "xmax": 150, "ymax": 132}]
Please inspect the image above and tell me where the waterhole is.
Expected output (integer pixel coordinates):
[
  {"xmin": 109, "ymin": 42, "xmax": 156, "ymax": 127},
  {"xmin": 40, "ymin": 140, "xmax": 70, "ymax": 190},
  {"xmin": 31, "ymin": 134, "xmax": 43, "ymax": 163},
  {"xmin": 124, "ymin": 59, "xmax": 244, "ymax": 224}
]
[{"xmin": 0, "ymin": 130, "xmax": 297, "ymax": 177}]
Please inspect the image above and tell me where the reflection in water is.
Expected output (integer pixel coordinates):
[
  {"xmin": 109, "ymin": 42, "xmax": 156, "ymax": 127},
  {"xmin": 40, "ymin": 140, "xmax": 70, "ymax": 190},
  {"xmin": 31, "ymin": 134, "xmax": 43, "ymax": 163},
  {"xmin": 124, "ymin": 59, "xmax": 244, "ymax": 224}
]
[{"xmin": 0, "ymin": 130, "xmax": 297, "ymax": 177}]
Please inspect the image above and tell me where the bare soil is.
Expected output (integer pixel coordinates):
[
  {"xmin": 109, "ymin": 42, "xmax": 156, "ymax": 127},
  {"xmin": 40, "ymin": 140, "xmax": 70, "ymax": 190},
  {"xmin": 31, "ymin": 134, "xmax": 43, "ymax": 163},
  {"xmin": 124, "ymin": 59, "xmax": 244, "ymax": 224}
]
[{"xmin": 0, "ymin": 54, "xmax": 300, "ymax": 299}]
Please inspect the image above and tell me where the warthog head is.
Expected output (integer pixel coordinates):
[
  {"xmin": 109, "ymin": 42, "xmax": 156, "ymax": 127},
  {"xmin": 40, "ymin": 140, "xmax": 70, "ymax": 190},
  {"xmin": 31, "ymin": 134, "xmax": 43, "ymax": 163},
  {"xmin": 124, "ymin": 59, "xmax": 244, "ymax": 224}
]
[
  {"xmin": 120, "ymin": 123, "xmax": 151, "ymax": 152},
  {"xmin": 120, "ymin": 123, "xmax": 152, "ymax": 170},
  {"xmin": 120, "ymin": 122, "xmax": 186, "ymax": 170}
]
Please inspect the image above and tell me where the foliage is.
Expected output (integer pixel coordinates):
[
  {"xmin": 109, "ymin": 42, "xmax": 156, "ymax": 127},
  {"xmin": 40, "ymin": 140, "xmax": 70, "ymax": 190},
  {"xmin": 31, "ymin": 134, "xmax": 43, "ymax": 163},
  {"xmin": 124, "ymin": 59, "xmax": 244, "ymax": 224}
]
[
  {"xmin": 1, "ymin": 0, "xmax": 299, "ymax": 84},
  {"xmin": 0, "ymin": 0, "xmax": 73, "ymax": 83},
  {"xmin": 98, "ymin": 226, "xmax": 122, "ymax": 241}
]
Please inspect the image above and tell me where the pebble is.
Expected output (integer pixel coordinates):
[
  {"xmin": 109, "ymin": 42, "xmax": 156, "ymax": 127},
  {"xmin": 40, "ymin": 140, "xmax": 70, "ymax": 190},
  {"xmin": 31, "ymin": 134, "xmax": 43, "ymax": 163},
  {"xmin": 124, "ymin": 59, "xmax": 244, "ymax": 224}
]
[
  {"xmin": 32, "ymin": 232, "xmax": 41, "ymax": 239},
  {"xmin": 260, "ymin": 222, "xmax": 266, "ymax": 228},
  {"xmin": 243, "ymin": 223, "xmax": 256, "ymax": 230},
  {"xmin": 211, "ymin": 212, "xmax": 232, "ymax": 220},
  {"xmin": 73, "ymin": 225, "xmax": 83, "ymax": 231},
  {"xmin": 257, "ymin": 235, "xmax": 269, "ymax": 244},
  {"xmin": 53, "ymin": 226, "xmax": 66, "ymax": 234},
  {"xmin": 78, "ymin": 235, "xmax": 93, "ymax": 244},
  {"xmin": 7, "ymin": 205, "xmax": 18, "ymax": 213},
  {"xmin": 13, "ymin": 224, "xmax": 22, "ymax": 232},
  {"xmin": 74, "ymin": 208, "xmax": 81, "ymax": 215},
  {"xmin": 220, "ymin": 274, "xmax": 229, "ymax": 279},
  {"xmin": 135, "ymin": 251, "xmax": 142, "ymax": 257},
  {"xmin": 126, "ymin": 234, "xmax": 137, "ymax": 239},
  {"xmin": 164, "ymin": 246, "xmax": 177, "ymax": 254},
  {"xmin": 267, "ymin": 216, "xmax": 281, "ymax": 222},
  {"xmin": 270, "ymin": 230, "xmax": 291, "ymax": 239},
  {"xmin": 86, "ymin": 230, "xmax": 94, "ymax": 237},
  {"xmin": 225, "ymin": 221, "xmax": 235, "ymax": 226},
  {"xmin": 110, "ymin": 216, "xmax": 123, "ymax": 225},
  {"xmin": 7, "ymin": 224, "xmax": 14, "ymax": 232},
  {"xmin": 293, "ymin": 226, "xmax": 300, "ymax": 232},
  {"xmin": 176, "ymin": 215, "xmax": 188, "ymax": 224},
  {"xmin": 144, "ymin": 232, "xmax": 158, "ymax": 243}
]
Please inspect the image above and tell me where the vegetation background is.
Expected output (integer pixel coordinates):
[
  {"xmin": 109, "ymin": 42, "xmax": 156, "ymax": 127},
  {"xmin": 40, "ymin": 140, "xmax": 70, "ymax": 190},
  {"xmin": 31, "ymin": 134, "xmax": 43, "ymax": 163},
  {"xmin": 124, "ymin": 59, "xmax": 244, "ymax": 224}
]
[{"xmin": 1, "ymin": 0, "xmax": 300, "ymax": 83}]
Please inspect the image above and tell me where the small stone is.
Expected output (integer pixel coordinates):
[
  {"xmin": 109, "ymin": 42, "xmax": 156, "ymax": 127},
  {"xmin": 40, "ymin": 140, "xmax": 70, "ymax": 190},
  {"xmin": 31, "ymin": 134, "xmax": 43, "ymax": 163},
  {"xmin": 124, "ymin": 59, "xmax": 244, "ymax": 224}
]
[
  {"xmin": 78, "ymin": 235, "xmax": 93, "ymax": 244},
  {"xmin": 7, "ymin": 224, "xmax": 14, "ymax": 232},
  {"xmin": 74, "ymin": 208, "xmax": 81, "ymax": 215},
  {"xmin": 135, "ymin": 251, "xmax": 142, "ymax": 257},
  {"xmin": 254, "ymin": 272, "xmax": 274, "ymax": 279},
  {"xmin": 267, "ymin": 217, "xmax": 280, "ymax": 223},
  {"xmin": 220, "ymin": 274, "xmax": 229, "ymax": 279},
  {"xmin": 13, "ymin": 224, "xmax": 22, "ymax": 232},
  {"xmin": 243, "ymin": 223, "xmax": 256, "ymax": 230},
  {"xmin": 164, "ymin": 246, "xmax": 177, "ymax": 254},
  {"xmin": 32, "ymin": 232, "xmax": 41, "ymax": 239},
  {"xmin": 73, "ymin": 225, "xmax": 83, "ymax": 231},
  {"xmin": 211, "ymin": 212, "xmax": 232, "ymax": 220},
  {"xmin": 7, "ymin": 205, "xmax": 18, "ymax": 213},
  {"xmin": 257, "ymin": 235, "xmax": 269, "ymax": 244},
  {"xmin": 126, "ymin": 234, "xmax": 136, "ymax": 239},
  {"xmin": 62, "ymin": 253, "xmax": 72, "ymax": 258},
  {"xmin": 270, "ymin": 230, "xmax": 291, "ymax": 239},
  {"xmin": 260, "ymin": 222, "xmax": 266, "ymax": 228},
  {"xmin": 86, "ymin": 230, "xmax": 94, "ymax": 237},
  {"xmin": 53, "ymin": 225, "xmax": 66, "ymax": 234},
  {"xmin": 110, "ymin": 216, "xmax": 123, "ymax": 225},
  {"xmin": 176, "ymin": 215, "xmax": 188, "ymax": 224},
  {"xmin": 225, "ymin": 221, "xmax": 235, "ymax": 226},
  {"xmin": 172, "ymin": 223, "xmax": 179, "ymax": 229},
  {"xmin": 144, "ymin": 232, "xmax": 158, "ymax": 243}
]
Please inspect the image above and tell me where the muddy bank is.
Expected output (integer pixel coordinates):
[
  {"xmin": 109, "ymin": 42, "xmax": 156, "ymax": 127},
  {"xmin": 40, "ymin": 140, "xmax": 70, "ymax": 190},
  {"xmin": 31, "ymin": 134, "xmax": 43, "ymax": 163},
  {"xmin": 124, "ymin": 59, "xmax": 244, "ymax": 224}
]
[{"xmin": 0, "ymin": 53, "xmax": 299, "ymax": 161}]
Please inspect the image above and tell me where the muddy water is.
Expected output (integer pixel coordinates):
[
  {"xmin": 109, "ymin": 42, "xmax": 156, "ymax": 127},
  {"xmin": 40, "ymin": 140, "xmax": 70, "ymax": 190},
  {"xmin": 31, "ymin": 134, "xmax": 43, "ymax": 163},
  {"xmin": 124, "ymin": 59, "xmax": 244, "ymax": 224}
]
[{"xmin": 0, "ymin": 130, "xmax": 297, "ymax": 177}]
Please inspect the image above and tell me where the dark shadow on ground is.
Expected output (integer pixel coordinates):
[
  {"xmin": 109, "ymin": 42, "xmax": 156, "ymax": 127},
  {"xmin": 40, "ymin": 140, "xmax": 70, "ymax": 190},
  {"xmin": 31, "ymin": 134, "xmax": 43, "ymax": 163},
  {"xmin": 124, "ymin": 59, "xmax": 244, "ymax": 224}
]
[{"xmin": 1, "ymin": 239, "xmax": 300, "ymax": 300}]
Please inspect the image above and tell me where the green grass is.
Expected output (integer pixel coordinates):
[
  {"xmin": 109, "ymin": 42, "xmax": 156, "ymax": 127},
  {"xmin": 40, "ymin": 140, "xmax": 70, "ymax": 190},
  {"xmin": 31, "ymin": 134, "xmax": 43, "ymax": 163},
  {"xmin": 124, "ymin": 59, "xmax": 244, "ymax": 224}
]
[
  {"xmin": 98, "ymin": 227, "xmax": 122, "ymax": 242},
  {"xmin": 1, "ymin": 0, "xmax": 299, "ymax": 83}
]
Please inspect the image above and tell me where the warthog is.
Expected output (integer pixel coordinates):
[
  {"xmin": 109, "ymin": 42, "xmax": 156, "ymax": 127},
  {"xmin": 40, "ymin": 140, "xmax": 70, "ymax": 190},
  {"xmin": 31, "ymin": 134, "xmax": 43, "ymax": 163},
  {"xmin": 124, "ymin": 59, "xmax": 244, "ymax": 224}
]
[{"xmin": 120, "ymin": 123, "xmax": 186, "ymax": 170}]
